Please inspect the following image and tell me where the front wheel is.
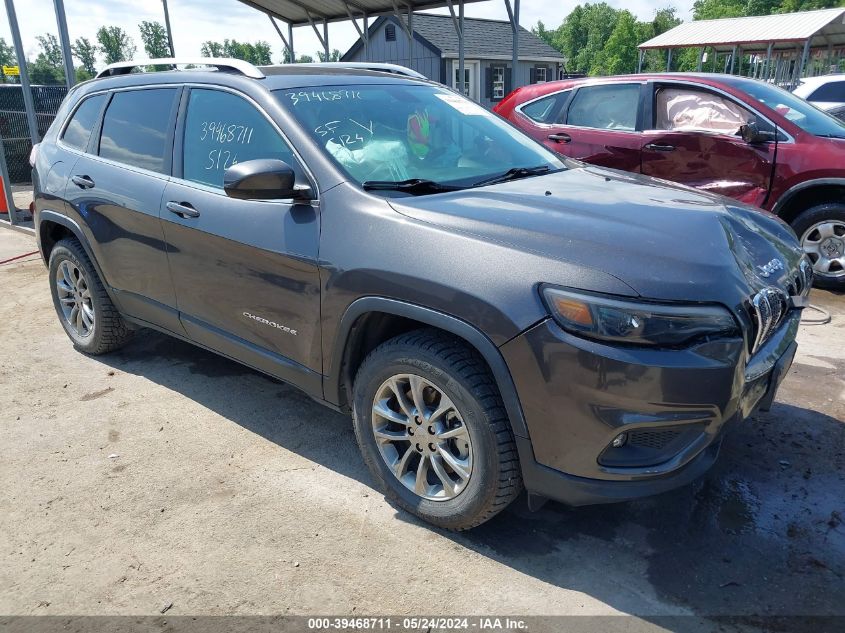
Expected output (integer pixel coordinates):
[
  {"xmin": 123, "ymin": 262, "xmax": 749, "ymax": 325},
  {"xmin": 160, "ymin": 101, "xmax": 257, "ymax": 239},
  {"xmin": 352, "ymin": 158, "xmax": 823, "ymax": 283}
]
[
  {"xmin": 352, "ymin": 329, "xmax": 522, "ymax": 530},
  {"xmin": 791, "ymin": 203, "xmax": 845, "ymax": 290}
]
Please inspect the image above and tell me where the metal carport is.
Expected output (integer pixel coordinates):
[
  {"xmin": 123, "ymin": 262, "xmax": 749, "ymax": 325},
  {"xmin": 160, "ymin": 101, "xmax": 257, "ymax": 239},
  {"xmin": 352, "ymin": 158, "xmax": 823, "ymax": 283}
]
[
  {"xmin": 235, "ymin": 1, "xmax": 524, "ymax": 100},
  {"xmin": 637, "ymin": 7, "xmax": 845, "ymax": 88}
]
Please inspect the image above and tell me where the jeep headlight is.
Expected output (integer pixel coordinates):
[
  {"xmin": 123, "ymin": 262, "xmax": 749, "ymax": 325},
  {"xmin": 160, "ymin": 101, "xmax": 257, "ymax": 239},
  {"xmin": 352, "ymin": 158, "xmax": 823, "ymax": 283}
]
[{"xmin": 542, "ymin": 287, "xmax": 739, "ymax": 346}]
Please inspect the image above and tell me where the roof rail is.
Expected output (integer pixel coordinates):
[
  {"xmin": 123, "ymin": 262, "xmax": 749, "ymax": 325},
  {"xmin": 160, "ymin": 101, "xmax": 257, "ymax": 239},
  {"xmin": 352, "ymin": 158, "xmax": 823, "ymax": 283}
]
[
  {"xmin": 95, "ymin": 57, "xmax": 265, "ymax": 80},
  {"xmin": 292, "ymin": 62, "xmax": 426, "ymax": 79}
]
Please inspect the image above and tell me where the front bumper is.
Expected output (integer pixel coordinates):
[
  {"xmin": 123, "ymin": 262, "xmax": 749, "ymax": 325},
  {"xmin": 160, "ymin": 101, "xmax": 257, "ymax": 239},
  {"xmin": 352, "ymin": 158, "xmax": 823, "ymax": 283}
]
[{"xmin": 501, "ymin": 311, "xmax": 799, "ymax": 505}]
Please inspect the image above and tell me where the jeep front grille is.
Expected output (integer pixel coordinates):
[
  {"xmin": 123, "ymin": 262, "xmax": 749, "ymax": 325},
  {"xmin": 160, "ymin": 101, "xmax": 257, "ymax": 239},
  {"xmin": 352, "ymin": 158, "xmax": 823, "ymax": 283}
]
[{"xmin": 748, "ymin": 258, "xmax": 812, "ymax": 354}]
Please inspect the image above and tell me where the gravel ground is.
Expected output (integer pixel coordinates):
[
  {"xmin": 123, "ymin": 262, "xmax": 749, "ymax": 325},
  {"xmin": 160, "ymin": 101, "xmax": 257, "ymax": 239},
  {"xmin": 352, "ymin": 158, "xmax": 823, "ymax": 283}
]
[{"xmin": 1, "ymin": 228, "xmax": 843, "ymax": 631}]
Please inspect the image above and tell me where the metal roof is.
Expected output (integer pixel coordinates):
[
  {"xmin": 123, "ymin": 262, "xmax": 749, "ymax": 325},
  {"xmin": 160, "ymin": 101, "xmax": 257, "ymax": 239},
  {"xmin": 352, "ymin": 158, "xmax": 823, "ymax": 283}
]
[
  {"xmin": 236, "ymin": 0, "xmax": 487, "ymax": 26},
  {"xmin": 638, "ymin": 8, "xmax": 845, "ymax": 52},
  {"xmin": 342, "ymin": 14, "xmax": 564, "ymax": 61}
]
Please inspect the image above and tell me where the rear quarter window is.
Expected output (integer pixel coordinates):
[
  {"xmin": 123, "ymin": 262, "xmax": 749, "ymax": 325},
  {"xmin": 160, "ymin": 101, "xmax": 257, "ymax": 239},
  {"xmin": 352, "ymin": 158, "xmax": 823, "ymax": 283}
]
[
  {"xmin": 61, "ymin": 94, "xmax": 106, "ymax": 151},
  {"xmin": 519, "ymin": 92, "xmax": 568, "ymax": 124},
  {"xmin": 98, "ymin": 88, "xmax": 179, "ymax": 173}
]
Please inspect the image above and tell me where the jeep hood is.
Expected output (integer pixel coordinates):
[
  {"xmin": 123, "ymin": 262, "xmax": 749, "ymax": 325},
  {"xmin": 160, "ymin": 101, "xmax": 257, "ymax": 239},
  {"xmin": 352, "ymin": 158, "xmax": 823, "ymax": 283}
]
[{"xmin": 389, "ymin": 164, "xmax": 804, "ymax": 303}]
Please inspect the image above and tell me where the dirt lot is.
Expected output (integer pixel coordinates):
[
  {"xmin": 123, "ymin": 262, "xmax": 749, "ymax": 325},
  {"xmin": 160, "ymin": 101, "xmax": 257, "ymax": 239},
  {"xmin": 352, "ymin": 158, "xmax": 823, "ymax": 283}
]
[{"xmin": 1, "ymin": 227, "xmax": 843, "ymax": 631}]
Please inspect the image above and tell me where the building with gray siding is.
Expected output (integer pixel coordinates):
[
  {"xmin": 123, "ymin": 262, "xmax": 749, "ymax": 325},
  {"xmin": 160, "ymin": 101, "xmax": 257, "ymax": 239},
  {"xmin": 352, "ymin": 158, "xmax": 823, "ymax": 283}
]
[{"xmin": 341, "ymin": 14, "xmax": 565, "ymax": 109}]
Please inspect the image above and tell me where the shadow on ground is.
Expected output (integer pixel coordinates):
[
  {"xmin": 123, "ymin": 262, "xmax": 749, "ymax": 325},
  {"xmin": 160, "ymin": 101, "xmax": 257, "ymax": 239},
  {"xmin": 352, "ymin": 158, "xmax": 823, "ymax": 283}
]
[{"xmin": 99, "ymin": 329, "xmax": 844, "ymax": 631}]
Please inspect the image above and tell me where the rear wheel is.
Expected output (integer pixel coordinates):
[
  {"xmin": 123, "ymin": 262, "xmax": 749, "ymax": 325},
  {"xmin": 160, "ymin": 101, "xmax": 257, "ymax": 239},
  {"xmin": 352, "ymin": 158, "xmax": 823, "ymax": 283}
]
[
  {"xmin": 352, "ymin": 329, "xmax": 522, "ymax": 530},
  {"xmin": 791, "ymin": 203, "xmax": 845, "ymax": 290},
  {"xmin": 48, "ymin": 238, "xmax": 133, "ymax": 354}
]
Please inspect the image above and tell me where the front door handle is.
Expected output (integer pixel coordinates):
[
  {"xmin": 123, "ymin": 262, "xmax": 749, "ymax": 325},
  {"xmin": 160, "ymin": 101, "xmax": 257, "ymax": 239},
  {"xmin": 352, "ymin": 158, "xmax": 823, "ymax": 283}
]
[
  {"xmin": 548, "ymin": 133, "xmax": 572, "ymax": 144},
  {"xmin": 166, "ymin": 201, "xmax": 200, "ymax": 219},
  {"xmin": 71, "ymin": 175, "xmax": 95, "ymax": 189},
  {"xmin": 644, "ymin": 143, "xmax": 675, "ymax": 152}
]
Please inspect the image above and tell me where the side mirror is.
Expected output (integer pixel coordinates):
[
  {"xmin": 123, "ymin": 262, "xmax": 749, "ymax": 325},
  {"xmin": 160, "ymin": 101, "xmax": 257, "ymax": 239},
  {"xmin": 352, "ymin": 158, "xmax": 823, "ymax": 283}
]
[
  {"xmin": 223, "ymin": 158, "xmax": 311, "ymax": 201},
  {"xmin": 740, "ymin": 121, "xmax": 777, "ymax": 144}
]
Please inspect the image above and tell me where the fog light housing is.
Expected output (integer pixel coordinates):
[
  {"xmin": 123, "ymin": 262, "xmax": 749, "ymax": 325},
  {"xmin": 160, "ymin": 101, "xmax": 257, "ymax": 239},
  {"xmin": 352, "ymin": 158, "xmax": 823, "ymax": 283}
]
[{"xmin": 611, "ymin": 433, "xmax": 627, "ymax": 448}]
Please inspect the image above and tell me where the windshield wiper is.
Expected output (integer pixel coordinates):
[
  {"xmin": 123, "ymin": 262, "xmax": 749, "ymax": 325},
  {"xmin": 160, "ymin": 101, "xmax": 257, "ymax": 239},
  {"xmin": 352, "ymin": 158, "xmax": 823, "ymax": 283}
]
[
  {"xmin": 816, "ymin": 133, "xmax": 845, "ymax": 139},
  {"xmin": 362, "ymin": 178, "xmax": 462, "ymax": 195},
  {"xmin": 471, "ymin": 165, "xmax": 553, "ymax": 188}
]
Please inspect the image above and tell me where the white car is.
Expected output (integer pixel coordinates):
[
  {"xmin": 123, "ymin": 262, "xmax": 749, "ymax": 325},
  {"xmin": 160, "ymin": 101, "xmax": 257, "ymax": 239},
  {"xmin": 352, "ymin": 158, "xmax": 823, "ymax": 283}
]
[{"xmin": 793, "ymin": 74, "xmax": 845, "ymax": 111}]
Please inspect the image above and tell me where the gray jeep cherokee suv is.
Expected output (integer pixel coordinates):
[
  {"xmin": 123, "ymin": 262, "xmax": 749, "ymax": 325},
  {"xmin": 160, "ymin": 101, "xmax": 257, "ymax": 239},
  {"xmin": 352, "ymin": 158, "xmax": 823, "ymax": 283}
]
[{"xmin": 33, "ymin": 59, "xmax": 811, "ymax": 530}]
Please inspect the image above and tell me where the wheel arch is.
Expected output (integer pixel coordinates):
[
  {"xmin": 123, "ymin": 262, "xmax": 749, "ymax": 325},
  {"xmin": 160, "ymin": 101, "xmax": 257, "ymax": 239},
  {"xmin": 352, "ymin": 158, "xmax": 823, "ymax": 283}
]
[
  {"xmin": 326, "ymin": 297, "xmax": 530, "ymax": 439},
  {"xmin": 38, "ymin": 210, "xmax": 112, "ymax": 295},
  {"xmin": 772, "ymin": 179, "xmax": 845, "ymax": 225}
]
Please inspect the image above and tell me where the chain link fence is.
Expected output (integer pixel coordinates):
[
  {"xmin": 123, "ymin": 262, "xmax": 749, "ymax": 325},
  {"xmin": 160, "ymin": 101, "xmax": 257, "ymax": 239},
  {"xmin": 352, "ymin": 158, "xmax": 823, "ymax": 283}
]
[{"xmin": 0, "ymin": 85, "xmax": 69, "ymax": 184}]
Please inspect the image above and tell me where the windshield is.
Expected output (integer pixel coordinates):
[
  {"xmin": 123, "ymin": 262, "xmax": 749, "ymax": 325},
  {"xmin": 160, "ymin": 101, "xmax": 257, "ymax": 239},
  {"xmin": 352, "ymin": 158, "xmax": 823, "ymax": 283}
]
[
  {"xmin": 276, "ymin": 84, "xmax": 564, "ymax": 191},
  {"xmin": 737, "ymin": 80, "xmax": 845, "ymax": 139}
]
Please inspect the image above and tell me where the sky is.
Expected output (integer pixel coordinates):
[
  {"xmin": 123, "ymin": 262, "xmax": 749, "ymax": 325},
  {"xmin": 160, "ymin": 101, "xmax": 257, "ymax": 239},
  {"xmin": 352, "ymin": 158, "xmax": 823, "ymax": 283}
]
[{"xmin": 0, "ymin": 0, "xmax": 694, "ymax": 69}]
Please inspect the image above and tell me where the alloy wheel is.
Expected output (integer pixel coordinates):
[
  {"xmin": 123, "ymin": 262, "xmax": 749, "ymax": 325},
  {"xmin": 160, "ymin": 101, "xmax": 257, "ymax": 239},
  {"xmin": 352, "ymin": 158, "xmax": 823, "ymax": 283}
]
[
  {"xmin": 801, "ymin": 220, "xmax": 845, "ymax": 278},
  {"xmin": 371, "ymin": 374, "xmax": 473, "ymax": 501},
  {"xmin": 55, "ymin": 259, "xmax": 95, "ymax": 338}
]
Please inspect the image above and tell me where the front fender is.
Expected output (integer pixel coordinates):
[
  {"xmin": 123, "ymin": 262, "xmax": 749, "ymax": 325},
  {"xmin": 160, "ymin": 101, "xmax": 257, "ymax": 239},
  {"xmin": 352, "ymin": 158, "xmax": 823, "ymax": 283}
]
[{"xmin": 324, "ymin": 296, "xmax": 531, "ymax": 439}]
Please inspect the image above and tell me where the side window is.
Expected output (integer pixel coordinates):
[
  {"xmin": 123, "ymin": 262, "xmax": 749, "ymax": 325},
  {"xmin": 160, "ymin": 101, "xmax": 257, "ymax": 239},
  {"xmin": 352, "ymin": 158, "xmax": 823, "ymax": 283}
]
[
  {"xmin": 61, "ymin": 94, "xmax": 106, "ymax": 151},
  {"xmin": 654, "ymin": 87, "xmax": 760, "ymax": 136},
  {"xmin": 809, "ymin": 81, "xmax": 845, "ymax": 102},
  {"xmin": 566, "ymin": 84, "xmax": 640, "ymax": 131},
  {"xmin": 98, "ymin": 88, "xmax": 178, "ymax": 173},
  {"xmin": 520, "ymin": 91, "xmax": 570, "ymax": 124},
  {"xmin": 182, "ymin": 89, "xmax": 298, "ymax": 189}
]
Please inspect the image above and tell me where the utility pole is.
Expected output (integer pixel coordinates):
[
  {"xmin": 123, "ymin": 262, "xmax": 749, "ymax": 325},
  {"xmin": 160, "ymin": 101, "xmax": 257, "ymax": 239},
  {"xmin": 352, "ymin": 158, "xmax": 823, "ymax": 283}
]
[
  {"xmin": 3, "ymin": 0, "xmax": 39, "ymax": 144},
  {"xmin": 162, "ymin": 0, "xmax": 176, "ymax": 56},
  {"xmin": 53, "ymin": 0, "xmax": 75, "ymax": 87}
]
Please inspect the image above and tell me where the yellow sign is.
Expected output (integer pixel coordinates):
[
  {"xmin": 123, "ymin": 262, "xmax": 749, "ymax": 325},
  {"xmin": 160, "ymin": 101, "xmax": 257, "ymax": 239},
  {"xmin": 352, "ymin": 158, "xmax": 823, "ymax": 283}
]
[{"xmin": 2, "ymin": 65, "xmax": 20, "ymax": 76}]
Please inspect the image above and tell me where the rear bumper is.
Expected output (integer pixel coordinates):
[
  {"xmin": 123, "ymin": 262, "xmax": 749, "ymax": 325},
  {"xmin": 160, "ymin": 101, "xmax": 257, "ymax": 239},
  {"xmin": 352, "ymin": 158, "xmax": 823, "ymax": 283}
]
[{"xmin": 501, "ymin": 313, "xmax": 799, "ymax": 506}]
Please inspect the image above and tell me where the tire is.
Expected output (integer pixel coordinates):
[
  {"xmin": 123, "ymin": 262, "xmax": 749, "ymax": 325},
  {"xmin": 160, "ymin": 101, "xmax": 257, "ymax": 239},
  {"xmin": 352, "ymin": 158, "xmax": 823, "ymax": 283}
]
[
  {"xmin": 790, "ymin": 203, "xmax": 845, "ymax": 290},
  {"xmin": 48, "ymin": 238, "xmax": 133, "ymax": 354},
  {"xmin": 352, "ymin": 329, "xmax": 522, "ymax": 530}
]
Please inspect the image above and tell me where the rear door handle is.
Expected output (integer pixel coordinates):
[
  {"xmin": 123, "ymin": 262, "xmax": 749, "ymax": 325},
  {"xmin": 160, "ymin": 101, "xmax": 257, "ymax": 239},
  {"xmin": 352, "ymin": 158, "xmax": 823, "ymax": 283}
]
[
  {"xmin": 71, "ymin": 175, "xmax": 95, "ymax": 189},
  {"xmin": 166, "ymin": 201, "xmax": 200, "ymax": 219},
  {"xmin": 548, "ymin": 133, "xmax": 571, "ymax": 144},
  {"xmin": 644, "ymin": 143, "xmax": 675, "ymax": 152}
]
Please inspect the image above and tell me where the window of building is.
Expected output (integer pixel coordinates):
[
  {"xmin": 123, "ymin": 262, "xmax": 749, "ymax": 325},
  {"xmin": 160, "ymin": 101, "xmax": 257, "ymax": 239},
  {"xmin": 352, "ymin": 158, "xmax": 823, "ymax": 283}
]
[
  {"xmin": 492, "ymin": 67, "xmax": 505, "ymax": 100},
  {"xmin": 385, "ymin": 24, "xmax": 396, "ymax": 41},
  {"xmin": 454, "ymin": 67, "xmax": 471, "ymax": 97},
  {"xmin": 182, "ymin": 88, "xmax": 298, "ymax": 189},
  {"xmin": 534, "ymin": 67, "xmax": 548, "ymax": 83},
  {"xmin": 61, "ymin": 93, "xmax": 106, "ymax": 151},
  {"xmin": 98, "ymin": 88, "xmax": 178, "ymax": 173}
]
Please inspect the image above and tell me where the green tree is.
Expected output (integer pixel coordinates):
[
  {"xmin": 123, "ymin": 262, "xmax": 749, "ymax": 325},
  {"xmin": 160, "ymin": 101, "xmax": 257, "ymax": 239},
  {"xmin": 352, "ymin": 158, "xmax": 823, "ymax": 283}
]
[
  {"xmin": 72, "ymin": 36, "xmax": 98, "ymax": 75},
  {"xmin": 200, "ymin": 41, "xmax": 224, "ymax": 57},
  {"xmin": 596, "ymin": 11, "xmax": 639, "ymax": 75},
  {"xmin": 532, "ymin": 20, "xmax": 555, "ymax": 48},
  {"xmin": 97, "ymin": 26, "xmax": 136, "ymax": 65},
  {"xmin": 297, "ymin": 54, "xmax": 314, "ymax": 63},
  {"xmin": 200, "ymin": 39, "xmax": 272, "ymax": 65},
  {"xmin": 36, "ymin": 34, "xmax": 63, "ymax": 68},
  {"xmin": 0, "ymin": 37, "xmax": 16, "ymax": 83},
  {"xmin": 29, "ymin": 33, "xmax": 64, "ymax": 84},
  {"xmin": 638, "ymin": 7, "xmax": 683, "ymax": 72},
  {"xmin": 138, "ymin": 20, "xmax": 170, "ymax": 58},
  {"xmin": 317, "ymin": 49, "xmax": 342, "ymax": 62},
  {"xmin": 533, "ymin": 0, "xmax": 845, "ymax": 79}
]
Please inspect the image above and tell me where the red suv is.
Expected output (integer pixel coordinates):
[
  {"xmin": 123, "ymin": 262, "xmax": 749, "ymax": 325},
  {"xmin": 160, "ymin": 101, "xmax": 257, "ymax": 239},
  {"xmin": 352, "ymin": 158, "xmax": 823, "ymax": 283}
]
[{"xmin": 495, "ymin": 73, "xmax": 845, "ymax": 289}]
